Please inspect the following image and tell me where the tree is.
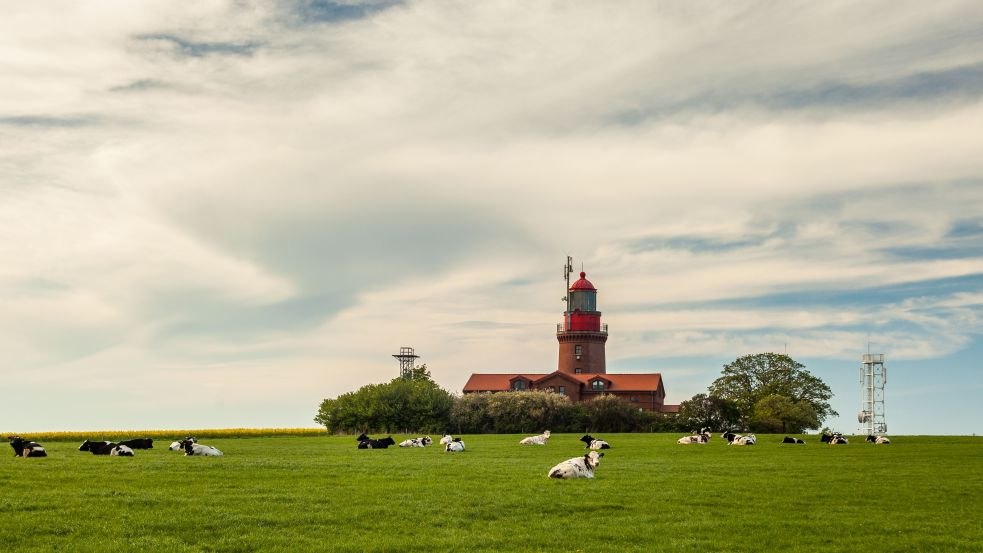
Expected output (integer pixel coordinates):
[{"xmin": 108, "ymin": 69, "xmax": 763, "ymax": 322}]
[
  {"xmin": 708, "ymin": 353, "xmax": 837, "ymax": 431},
  {"xmin": 751, "ymin": 394, "xmax": 820, "ymax": 433},
  {"xmin": 677, "ymin": 393, "xmax": 741, "ymax": 431},
  {"xmin": 314, "ymin": 365, "xmax": 454, "ymax": 434}
]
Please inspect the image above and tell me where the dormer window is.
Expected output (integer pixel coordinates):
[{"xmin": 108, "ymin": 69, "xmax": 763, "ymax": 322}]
[
  {"xmin": 591, "ymin": 379, "xmax": 605, "ymax": 392},
  {"xmin": 511, "ymin": 379, "xmax": 527, "ymax": 390}
]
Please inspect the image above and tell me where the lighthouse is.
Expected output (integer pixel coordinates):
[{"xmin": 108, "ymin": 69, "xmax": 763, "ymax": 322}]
[
  {"xmin": 557, "ymin": 270, "xmax": 608, "ymax": 375},
  {"xmin": 462, "ymin": 257, "xmax": 675, "ymax": 413}
]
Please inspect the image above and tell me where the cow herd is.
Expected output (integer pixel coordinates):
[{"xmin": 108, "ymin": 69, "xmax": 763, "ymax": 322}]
[
  {"xmin": 353, "ymin": 431, "xmax": 607, "ymax": 478},
  {"xmin": 7, "ymin": 435, "xmax": 223, "ymax": 458},
  {"xmin": 9, "ymin": 428, "xmax": 891, "ymax": 477}
]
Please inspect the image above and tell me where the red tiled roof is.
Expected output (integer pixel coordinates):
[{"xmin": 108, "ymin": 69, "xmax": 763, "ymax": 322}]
[
  {"xmin": 463, "ymin": 371, "xmax": 663, "ymax": 393},
  {"xmin": 462, "ymin": 373, "xmax": 549, "ymax": 392}
]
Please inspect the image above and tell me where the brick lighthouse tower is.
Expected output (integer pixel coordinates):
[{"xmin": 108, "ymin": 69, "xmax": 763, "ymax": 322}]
[{"xmin": 557, "ymin": 256, "xmax": 608, "ymax": 375}]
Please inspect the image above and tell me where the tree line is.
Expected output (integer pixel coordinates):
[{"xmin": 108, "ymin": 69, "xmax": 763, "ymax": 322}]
[{"xmin": 315, "ymin": 353, "xmax": 837, "ymax": 435}]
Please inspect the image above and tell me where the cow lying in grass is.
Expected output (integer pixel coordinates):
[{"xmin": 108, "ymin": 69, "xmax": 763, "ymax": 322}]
[
  {"xmin": 179, "ymin": 439, "xmax": 223, "ymax": 456},
  {"xmin": 8, "ymin": 436, "xmax": 47, "ymax": 457},
  {"xmin": 519, "ymin": 430, "xmax": 551, "ymax": 445},
  {"xmin": 580, "ymin": 434, "xmax": 611, "ymax": 450},
  {"xmin": 678, "ymin": 429, "xmax": 711, "ymax": 444},
  {"xmin": 865, "ymin": 434, "xmax": 890, "ymax": 444},
  {"xmin": 169, "ymin": 437, "xmax": 197, "ymax": 451},
  {"xmin": 356, "ymin": 434, "xmax": 396, "ymax": 449},
  {"xmin": 399, "ymin": 436, "xmax": 433, "ymax": 447},
  {"xmin": 79, "ymin": 440, "xmax": 135, "ymax": 456},
  {"xmin": 821, "ymin": 432, "xmax": 849, "ymax": 445},
  {"xmin": 721, "ymin": 431, "xmax": 756, "ymax": 445},
  {"xmin": 548, "ymin": 451, "xmax": 603, "ymax": 479},
  {"xmin": 118, "ymin": 438, "xmax": 153, "ymax": 449},
  {"xmin": 444, "ymin": 438, "xmax": 465, "ymax": 452},
  {"xmin": 782, "ymin": 436, "xmax": 806, "ymax": 444}
]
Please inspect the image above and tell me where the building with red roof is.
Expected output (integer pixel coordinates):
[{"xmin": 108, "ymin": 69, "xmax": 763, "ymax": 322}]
[{"xmin": 462, "ymin": 259, "xmax": 676, "ymax": 412}]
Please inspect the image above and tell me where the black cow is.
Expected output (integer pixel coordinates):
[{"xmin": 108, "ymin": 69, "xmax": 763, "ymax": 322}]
[
  {"xmin": 8, "ymin": 436, "xmax": 47, "ymax": 457},
  {"xmin": 821, "ymin": 432, "xmax": 849, "ymax": 445},
  {"xmin": 118, "ymin": 438, "xmax": 154, "ymax": 449},
  {"xmin": 579, "ymin": 434, "xmax": 611, "ymax": 450},
  {"xmin": 782, "ymin": 436, "xmax": 805, "ymax": 444},
  {"xmin": 79, "ymin": 440, "xmax": 117, "ymax": 455},
  {"xmin": 356, "ymin": 434, "xmax": 396, "ymax": 449}
]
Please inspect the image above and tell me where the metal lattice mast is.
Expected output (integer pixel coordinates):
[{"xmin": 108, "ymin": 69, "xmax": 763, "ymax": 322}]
[
  {"xmin": 393, "ymin": 346, "xmax": 420, "ymax": 380},
  {"xmin": 857, "ymin": 353, "xmax": 887, "ymax": 435}
]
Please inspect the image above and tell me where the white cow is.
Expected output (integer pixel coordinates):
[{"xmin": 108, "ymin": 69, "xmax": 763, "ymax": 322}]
[
  {"xmin": 439, "ymin": 435, "xmax": 455, "ymax": 445},
  {"xmin": 519, "ymin": 430, "xmax": 551, "ymax": 445},
  {"xmin": 730, "ymin": 433, "xmax": 757, "ymax": 446},
  {"xmin": 866, "ymin": 435, "xmax": 891, "ymax": 444},
  {"xmin": 180, "ymin": 439, "xmax": 223, "ymax": 456},
  {"xmin": 110, "ymin": 445, "xmax": 134, "ymax": 456},
  {"xmin": 399, "ymin": 436, "xmax": 433, "ymax": 447},
  {"xmin": 444, "ymin": 438, "xmax": 465, "ymax": 452},
  {"xmin": 548, "ymin": 451, "xmax": 603, "ymax": 479}
]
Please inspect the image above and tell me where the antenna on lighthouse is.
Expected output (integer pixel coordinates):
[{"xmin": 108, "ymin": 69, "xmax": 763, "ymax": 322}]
[
  {"xmin": 563, "ymin": 255, "xmax": 573, "ymax": 304},
  {"xmin": 393, "ymin": 346, "xmax": 420, "ymax": 380}
]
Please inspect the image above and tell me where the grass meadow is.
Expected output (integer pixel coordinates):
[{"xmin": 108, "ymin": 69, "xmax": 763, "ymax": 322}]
[{"xmin": 2, "ymin": 432, "xmax": 980, "ymax": 552}]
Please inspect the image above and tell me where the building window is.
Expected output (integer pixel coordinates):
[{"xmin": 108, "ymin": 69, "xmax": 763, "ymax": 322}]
[
  {"xmin": 574, "ymin": 345, "xmax": 583, "ymax": 357},
  {"xmin": 630, "ymin": 396, "xmax": 638, "ymax": 402},
  {"xmin": 574, "ymin": 368, "xmax": 583, "ymax": 374},
  {"xmin": 558, "ymin": 386, "xmax": 566, "ymax": 395},
  {"xmin": 511, "ymin": 380, "xmax": 526, "ymax": 390},
  {"xmin": 591, "ymin": 379, "xmax": 605, "ymax": 392}
]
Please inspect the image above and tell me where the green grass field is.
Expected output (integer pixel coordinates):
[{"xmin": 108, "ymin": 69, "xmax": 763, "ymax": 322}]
[{"xmin": 2, "ymin": 433, "xmax": 980, "ymax": 552}]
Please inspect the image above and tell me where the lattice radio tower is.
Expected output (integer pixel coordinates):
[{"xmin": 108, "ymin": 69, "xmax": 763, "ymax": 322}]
[
  {"xmin": 857, "ymin": 351, "xmax": 887, "ymax": 435},
  {"xmin": 393, "ymin": 346, "xmax": 420, "ymax": 380}
]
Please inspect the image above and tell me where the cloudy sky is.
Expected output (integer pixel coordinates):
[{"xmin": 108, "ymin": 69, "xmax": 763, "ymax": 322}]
[{"xmin": 3, "ymin": 1, "xmax": 982, "ymax": 435}]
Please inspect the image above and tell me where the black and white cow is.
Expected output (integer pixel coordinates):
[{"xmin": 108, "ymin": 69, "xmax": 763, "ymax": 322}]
[
  {"xmin": 169, "ymin": 436, "xmax": 197, "ymax": 451},
  {"xmin": 439, "ymin": 434, "xmax": 455, "ymax": 446},
  {"xmin": 519, "ymin": 430, "xmax": 551, "ymax": 445},
  {"xmin": 110, "ymin": 445, "xmax": 135, "ymax": 456},
  {"xmin": 579, "ymin": 434, "xmax": 611, "ymax": 450},
  {"xmin": 180, "ymin": 439, "xmax": 223, "ymax": 456},
  {"xmin": 356, "ymin": 434, "xmax": 396, "ymax": 449},
  {"xmin": 444, "ymin": 438, "xmax": 465, "ymax": 452},
  {"xmin": 118, "ymin": 438, "xmax": 153, "ymax": 449},
  {"xmin": 79, "ymin": 440, "xmax": 118, "ymax": 455},
  {"xmin": 548, "ymin": 451, "xmax": 603, "ymax": 479},
  {"xmin": 398, "ymin": 436, "xmax": 433, "ymax": 447},
  {"xmin": 678, "ymin": 429, "xmax": 711, "ymax": 444},
  {"xmin": 865, "ymin": 434, "xmax": 890, "ymax": 444},
  {"xmin": 821, "ymin": 432, "xmax": 849, "ymax": 445},
  {"xmin": 782, "ymin": 436, "xmax": 806, "ymax": 444},
  {"xmin": 8, "ymin": 436, "xmax": 47, "ymax": 457}
]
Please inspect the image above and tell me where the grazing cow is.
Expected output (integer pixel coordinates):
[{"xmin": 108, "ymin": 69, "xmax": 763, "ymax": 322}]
[
  {"xmin": 821, "ymin": 432, "xmax": 849, "ymax": 445},
  {"xmin": 579, "ymin": 434, "xmax": 611, "ymax": 450},
  {"xmin": 110, "ymin": 445, "xmax": 135, "ymax": 457},
  {"xmin": 865, "ymin": 434, "xmax": 891, "ymax": 444},
  {"xmin": 444, "ymin": 438, "xmax": 466, "ymax": 452},
  {"xmin": 118, "ymin": 438, "xmax": 153, "ymax": 449},
  {"xmin": 8, "ymin": 436, "xmax": 47, "ymax": 458},
  {"xmin": 180, "ymin": 439, "xmax": 223, "ymax": 456},
  {"xmin": 548, "ymin": 451, "xmax": 603, "ymax": 479},
  {"xmin": 398, "ymin": 436, "xmax": 433, "ymax": 447},
  {"xmin": 782, "ymin": 436, "xmax": 806, "ymax": 444},
  {"xmin": 79, "ymin": 440, "xmax": 118, "ymax": 455},
  {"xmin": 519, "ymin": 430, "xmax": 551, "ymax": 445},
  {"xmin": 356, "ymin": 434, "xmax": 396, "ymax": 449}
]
